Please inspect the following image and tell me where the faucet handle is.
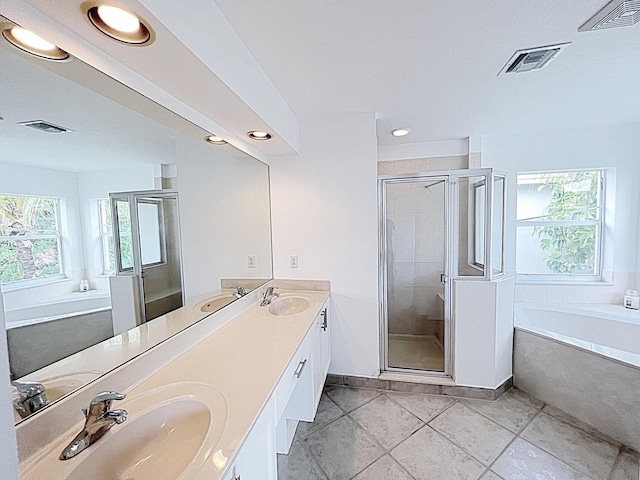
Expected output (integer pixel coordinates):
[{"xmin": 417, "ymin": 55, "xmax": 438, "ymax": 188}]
[
  {"xmin": 11, "ymin": 380, "xmax": 45, "ymax": 399},
  {"xmin": 84, "ymin": 391, "xmax": 126, "ymax": 418}
]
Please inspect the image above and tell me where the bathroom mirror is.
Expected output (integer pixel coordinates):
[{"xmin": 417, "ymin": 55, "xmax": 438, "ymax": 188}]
[{"xmin": 0, "ymin": 15, "xmax": 273, "ymax": 423}]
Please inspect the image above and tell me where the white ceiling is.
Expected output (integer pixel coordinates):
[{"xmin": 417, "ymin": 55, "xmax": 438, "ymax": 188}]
[{"xmin": 212, "ymin": 0, "xmax": 640, "ymax": 146}]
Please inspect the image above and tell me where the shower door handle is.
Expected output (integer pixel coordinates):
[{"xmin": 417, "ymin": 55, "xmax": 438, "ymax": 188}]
[{"xmin": 440, "ymin": 274, "xmax": 447, "ymax": 284}]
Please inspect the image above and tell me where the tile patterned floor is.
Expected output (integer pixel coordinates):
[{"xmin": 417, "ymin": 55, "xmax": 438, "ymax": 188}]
[{"xmin": 278, "ymin": 385, "xmax": 640, "ymax": 480}]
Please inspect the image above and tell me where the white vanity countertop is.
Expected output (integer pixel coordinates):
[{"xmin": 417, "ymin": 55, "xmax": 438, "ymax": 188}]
[{"xmin": 20, "ymin": 289, "xmax": 330, "ymax": 480}]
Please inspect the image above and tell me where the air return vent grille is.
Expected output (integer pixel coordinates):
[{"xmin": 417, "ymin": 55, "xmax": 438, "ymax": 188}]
[
  {"xmin": 498, "ymin": 43, "xmax": 571, "ymax": 75},
  {"xmin": 579, "ymin": 0, "xmax": 640, "ymax": 31},
  {"xmin": 19, "ymin": 120, "xmax": 73, "ymax": 134}
]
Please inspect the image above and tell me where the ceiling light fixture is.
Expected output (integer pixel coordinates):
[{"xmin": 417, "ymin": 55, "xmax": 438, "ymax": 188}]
[
  {"xmin": 205, "ymin": 134, "xmax": 227, "ymax": 145},
  {"xmin": 87, "ymin": 4, "xmax": 153, "ymax": 45},
  {"xmin": 2, "ymin": 26, "xmax": 69, "ymax": 61},
  {"xmin": 391, "ymin": 128, "xmax": 411, "ymax": 137},
  {"xmin": 247, "ymin": 130, "xmax": 272, "ymax": 140}
]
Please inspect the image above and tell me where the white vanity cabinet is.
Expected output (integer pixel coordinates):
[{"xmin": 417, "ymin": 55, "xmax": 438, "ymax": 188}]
[{"xmin": 222, "ymin": 298, "xmax": 331, "ymax": 479}]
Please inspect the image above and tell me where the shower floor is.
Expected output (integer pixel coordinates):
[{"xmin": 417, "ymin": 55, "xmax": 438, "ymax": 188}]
[{"xmin": 388, "ymin": 334, "xmax": 444, "ymax": 372}]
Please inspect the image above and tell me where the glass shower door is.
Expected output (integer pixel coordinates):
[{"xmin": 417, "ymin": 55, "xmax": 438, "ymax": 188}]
[
  {"xmin": 111, "ymin": 190, "xmax": 184, "ymax": 323},
  {"xmin": 382, "ymin": 177, "xmax": 449, "ymax": 374}
]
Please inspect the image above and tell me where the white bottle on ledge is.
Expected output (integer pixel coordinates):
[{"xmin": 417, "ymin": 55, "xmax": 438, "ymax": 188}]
[
  {"xmin": 79, "ymin": 279, "xmax": 89, "ymax": 293},
  {"xmin": 624, "ymin": 290, "xmax": 639, "ymax": 310}
]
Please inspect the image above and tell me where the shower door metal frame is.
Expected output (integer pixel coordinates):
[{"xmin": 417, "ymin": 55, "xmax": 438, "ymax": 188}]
[
  {"xmin": 378, "ymin": 173, "xmax": 454, "ymax": 378},
  {"xmin": 110, "ymin": 189, "xmax": 185, "ymax": 323}
]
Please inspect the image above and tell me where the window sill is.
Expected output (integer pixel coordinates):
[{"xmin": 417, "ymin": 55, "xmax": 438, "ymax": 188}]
[
  {"xmin": 0, "ymin": 276, "xmax": 71, "ymax": 293},
  {"xmin": 516, "ymin": 279, "xmax": 614, "ymax": 287}
]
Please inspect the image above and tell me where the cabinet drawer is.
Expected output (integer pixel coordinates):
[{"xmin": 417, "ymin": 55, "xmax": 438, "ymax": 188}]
[{"xmin": 274, "ymin": 331, "xmax": 313, "ymax": 422}]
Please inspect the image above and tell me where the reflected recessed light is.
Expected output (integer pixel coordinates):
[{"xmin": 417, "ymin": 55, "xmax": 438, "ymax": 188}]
[
  {"xmin": 87, "ymin": 4, "xmax": 153, "ymax": 45},
  {"xmin": 2, "ymin": 26, "xmax": 69, "ymax": 61},
  {"xmin": 205, "ymin": 134, "xmax": 227, "ymax": 145},
  {"xmin": 247, "ymin": 130, "xmax": 272, "ymax": 140},
  {"xmin": 391, "ymin": 128, "xmax": 411, "ymax": 137}
]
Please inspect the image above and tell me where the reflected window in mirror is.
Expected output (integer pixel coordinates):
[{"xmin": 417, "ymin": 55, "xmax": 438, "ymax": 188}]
[
  {"xmin": 98, "ymin": 199, "xmax": 116, "ymax": 275},
  {"xmin": 0, "ymin": 194, "xmax": 64, "ymax": 288}
]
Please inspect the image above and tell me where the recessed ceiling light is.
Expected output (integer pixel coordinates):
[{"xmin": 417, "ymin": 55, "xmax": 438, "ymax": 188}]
[
  {"xmin": 391, "ymin": 128, "xmax": 411, "ymax": 137},
  {"xmin": 87, "ymin": 4, "xmax": 153, "ymax": 45},
  {"xmin": 205, "ymin": 134, "xmax": 227, "ymax": 145},
  {"xmin": 2, "ymin": 26, "xmax": 69, "ymax": 61},
  {"xmin": 247, "ymin": 130, "xmax": 272, "ymax": 140}
]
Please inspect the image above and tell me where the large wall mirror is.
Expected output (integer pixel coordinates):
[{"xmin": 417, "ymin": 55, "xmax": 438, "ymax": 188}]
[{"xmin": 0, "ymin": 14, "xmax": 273, "ymax": 424}]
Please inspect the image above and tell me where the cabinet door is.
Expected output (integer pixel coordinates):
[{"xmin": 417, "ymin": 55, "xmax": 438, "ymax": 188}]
[
  {"xmin": 312, "ymin": 303, "xmax": 331, "ymax": 409},
  {"xmin": 232, "ymin": 398, "xmax": 277, "ymax": 480}
]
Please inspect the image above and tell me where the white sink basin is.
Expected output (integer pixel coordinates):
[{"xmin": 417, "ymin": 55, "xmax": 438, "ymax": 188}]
[
  {"xmin": 22, "ymin": 383, "xmax": 228, "ymax": 480},
  {"xmin": 195, "ymin": 294, "xmax": 236, "ymax": 313},
  {"xmin": 268, "ymin": 296, "xmax": 311, "ymax": 316}
]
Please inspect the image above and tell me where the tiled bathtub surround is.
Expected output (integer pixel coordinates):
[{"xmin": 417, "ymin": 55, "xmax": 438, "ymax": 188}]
[
  {"xmin": 278, "ymin": 385, "xmax": 639, "ymax": 480},
  {"xmin": 514, "ymin": 328, "xmax": 640, "ymax": 452}
]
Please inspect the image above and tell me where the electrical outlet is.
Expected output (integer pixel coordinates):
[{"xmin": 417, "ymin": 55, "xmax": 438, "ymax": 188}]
[
  {"xmin": 248, "ymin": 255, "xmax": 256, "ymax": 268},
  {"xmin": 289, "ymin": 255, "xmax": 298, "ymax": 268}
]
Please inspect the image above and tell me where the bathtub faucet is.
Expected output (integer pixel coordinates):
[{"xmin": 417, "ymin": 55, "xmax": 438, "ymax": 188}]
[
  {"xmin": 12, "ymin": 380, "xmax": 48, "ymax": 419},
  {"xmin": 60, "ymin": 391, "xmax": 127, "ymax": 460}
]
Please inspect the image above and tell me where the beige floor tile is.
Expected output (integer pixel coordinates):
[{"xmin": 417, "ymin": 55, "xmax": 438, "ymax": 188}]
[
  {"xmin": 462, "ymin": 393, "xmax": 539, "ymax": 433},
  {"xmin": 296, "ymin": 393, "xmax": 344, "ymax": 438},
  {"xmin": 305, "ymin": 416, "xmax": 384, "ymax": 480},
  {"xmin": 506, "ymin": 387, "xmax": 545, "ymax": 409},
  {"xmin": 610, "ymin": 449, "xmax": 640, "ymax": 480},
  {"xmin": 391, "ymin": 426, "xmax": 485, "ymax": 480},
  {"xmin": 429, "ymin": 403, "xmax": 515, "ymax": 465},
  {"xmin": 324, "ymin": 386, "xmax": 381, "ymax": 413},
  {"xmin": 493, "ymin": 438, "xmax": 592, "ymax": 480},
  {"xmin": 350, "ymin": 395, "xmax": 424, "ymax": 449},
  {"xmin": 388, "ymin": 391, "xmax": 455, "ymax": 422},
  {"xmin": 351, "ymin": 454, "xmax": 413, "ymax": 480},
  {"xmin": 480, "ymin": 471, "xmax": 504, "ymax": 480},
  {"xmin": 277, "ymin": 441, "xmax": 327, "ymax": 480},
  {"xmin": 522, "ymin": 413, "xmax": 619, "ymax": 479}
]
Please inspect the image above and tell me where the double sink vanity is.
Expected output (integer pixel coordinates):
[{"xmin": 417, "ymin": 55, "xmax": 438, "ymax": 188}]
[{"xmin": 16, "ymin": 282, "xmax": 331, "ymax": 480}]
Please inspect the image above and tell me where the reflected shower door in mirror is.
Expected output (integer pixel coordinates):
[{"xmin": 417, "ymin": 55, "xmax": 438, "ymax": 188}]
[
  {"xmin": 110, "ymin": 191, "xmax": 184, "ymax": 329},
  {"xmin": 0, "ymin": 14, "xmax": 273, "ymax": 423}
]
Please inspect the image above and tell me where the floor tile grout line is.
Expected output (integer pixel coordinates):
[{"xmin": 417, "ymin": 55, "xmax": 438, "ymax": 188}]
[
  {"xmin": 520, "ymin": 411, "xmax": 616, "ymax": 480},
  {"xmin": 324, "ymin": 386, "xmax": 383, "ymax": 414},
  {"xmin": 382, "ymin": 390, "xmax": 433, "ymax": 426},
  {"xmin": 486, "ymin": 408, "xmax": 601, "ymax": 480},
  {"xmin": 606, "ymin": 445, "xmax": 625, "ymax": 480},
  {"xmin": 299, "ymin": 434, "xmax": 332, "ymax": 480},
  {"xmin": 459, "ymin": 394, "xmax": 542, "ymax": 436}
]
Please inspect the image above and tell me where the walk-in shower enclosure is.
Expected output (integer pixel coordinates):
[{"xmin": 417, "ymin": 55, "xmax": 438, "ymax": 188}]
[
  {"xmin": 379, "ymin": 168, "xmax": 506, "ymax": 378},
  {"xmin": 110, "ymin": 190, "xmax": 184, "ymax": 323}
]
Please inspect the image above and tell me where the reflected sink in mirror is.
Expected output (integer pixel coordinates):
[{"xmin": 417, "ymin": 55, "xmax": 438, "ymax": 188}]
[
  {"xmin": 268, "ymin": 296, "xmax": 312, "ymax": 316},
  {"xmin": 12, "ymin": 371, "xmax": 102, "ymax": 423},
  {"xmin": 21, "ymin": 383, "xmax": 228, "ymax": 480},
  {"xmin": 195, "ymin": 294, "xmax": 237, "ymax": 313}
]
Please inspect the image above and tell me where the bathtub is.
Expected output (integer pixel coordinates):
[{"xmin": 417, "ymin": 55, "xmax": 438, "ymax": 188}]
[
  {"xmin": 4, "ymin": 290, "xmax": 111, "ymax": 329},
  {"xmin": 514, "ymin": 302, "xmax": 640, "ymax": 450}
]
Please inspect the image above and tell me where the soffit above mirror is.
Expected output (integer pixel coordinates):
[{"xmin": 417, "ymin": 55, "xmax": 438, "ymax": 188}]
[{"xmin": 1, "ymin": 0, "xmax": 300, "ymax": 159}]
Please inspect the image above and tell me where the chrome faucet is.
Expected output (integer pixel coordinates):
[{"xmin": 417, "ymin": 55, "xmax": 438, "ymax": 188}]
[
  {"xmin": 260, "ymin": 286, "xmax": 279, "ymax": 306},
  {"xmin": 60, "ymin": 391, "xmax": 127, "ymax": 460},
  {"xmin": 232, "ymin": 285, "xmax": 247, "ymax": 298},
  {"xmin": 12, "ymin": 380, "xmax": 48, "ymax": 419}
]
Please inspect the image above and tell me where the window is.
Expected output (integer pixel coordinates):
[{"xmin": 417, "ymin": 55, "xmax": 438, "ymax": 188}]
[
  {"xmin": 98, "ymin": 199, "xmax": 116, "ymax": 274},
  {"xmin": 0, "ymin": 194, "xmax": 64, "ymax": 286},
  {"xmin": 516, "ymin": 170, "xmax": 604, "ymax": 281}
]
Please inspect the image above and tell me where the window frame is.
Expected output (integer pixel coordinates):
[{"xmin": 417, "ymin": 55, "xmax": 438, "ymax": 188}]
[
  {"xmin": 516, "ymin": 169, "xmax": 606, "ymax": 284},
  {"xmin": 0, "ymin": 193, "xmax": 66, "ymax": 290}
]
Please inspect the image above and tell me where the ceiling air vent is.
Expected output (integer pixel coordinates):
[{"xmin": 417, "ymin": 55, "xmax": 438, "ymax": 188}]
[
  {"xmin": 19, "ymin": 120, "xmax": 73, "ymax": 134},
  {"xmin": 498, "ymin": 43, "xmax": 571, "ymax": 76},
  {"xmin": 579, "ymin": 0, "xmax": 640, "ymax": 31}
]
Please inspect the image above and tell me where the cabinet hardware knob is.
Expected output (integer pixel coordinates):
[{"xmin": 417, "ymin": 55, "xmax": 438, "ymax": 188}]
[{"xmin": 294, "ymin": 358, "xmax": 307, "ymax": 378}]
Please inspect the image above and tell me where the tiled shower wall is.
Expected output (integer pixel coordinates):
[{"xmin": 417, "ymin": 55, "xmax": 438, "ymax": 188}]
[{"xmin": 381, "ymin": 156, "xmax": 469, "ymax": 338}]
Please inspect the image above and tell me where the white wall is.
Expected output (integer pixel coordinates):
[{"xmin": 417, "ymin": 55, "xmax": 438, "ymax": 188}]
[
  {"xmin": 483, "ymin": 123, "xmax": 640, "ymax": 302},
  {"xmin": 270, "ymin": 113, "xmax": 379, "ymax": 377}
]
